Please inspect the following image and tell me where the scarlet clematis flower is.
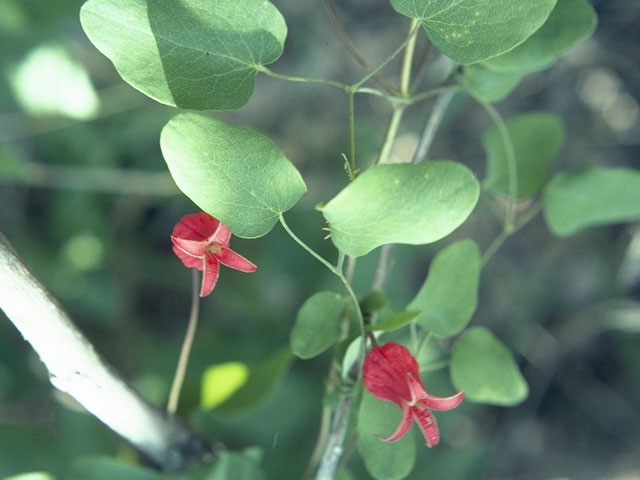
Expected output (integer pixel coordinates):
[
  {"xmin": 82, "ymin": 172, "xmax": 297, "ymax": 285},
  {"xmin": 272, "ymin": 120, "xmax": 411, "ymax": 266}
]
[
  {"xmin": 363, "ymin": 341, "xmax": 463, "ymax": 447},
  {"xmin": 171, "ymin": 212, "xmax": 257, "ymax": 297}
]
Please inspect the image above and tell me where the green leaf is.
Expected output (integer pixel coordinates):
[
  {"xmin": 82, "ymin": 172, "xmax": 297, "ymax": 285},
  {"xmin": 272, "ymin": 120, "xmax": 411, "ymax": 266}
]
[
  {"xmin": 483, "ymin": 112, "xmax": 565, "ymax": 199},
  {"xmin": 360, "ymin": 291, "xmax": 389, "ymax": 314},
  {"xmin": 80, "ymin": 0, "xmax": 286, "ymax": 110},
  {"xmin": 450, "ymin": 327, "xmax": 528, "ymax": 406},
  {"xmin": 407, "ymin": 239, "xmax": 480, "ymax": 338},
  {"xmin": 215, "ymin": 348, "xmax": 294, "ymax": 414},
  {"xmin": 482, "ymin": 0, "xmax": 597, "ymax": 73},
  {"xmin": 461, "ymin": 65, "xmax": 523, "ymax": 103},
  {"xmin": 290, "ymin": 291, "xmax": 345, "ymax": 359},
  {"xmin": 357, "ymin": 391, "xmax": 416, "ymax": 480},
  {"xmin": 390, "ymin": 0, "xmax": 557, "ymax": 65},
  {"xmin": 201, "ymin": 362, "xmax": 250, "ymax": 410},
  {"xmin": 322, "ymin": 162, "xmax": 480, "ymax": 257},
  {"xmin": 69, "ymin": 457, "xmax": 160, "ymax": 480},
  {"xmin": 204, "ymin": 450, "xmax": 265, "ymax": 480},
  {"xmin": 1, "ymin": 474, "xmax": 55, "ymax": 480},
  {"xmin": 161, "ymin": 113, "xmax": 306, "ymax": 238},
  {"xmin": 367, "ymin": 311, "xmax": 421, "ymax": 333},
  {"xmin": 8, "ymin": 42, "xmax": 99, "ymax": 119},
  {"xmin": 543, "ymin": 166, "xmax": 640, "ymax": 237}
]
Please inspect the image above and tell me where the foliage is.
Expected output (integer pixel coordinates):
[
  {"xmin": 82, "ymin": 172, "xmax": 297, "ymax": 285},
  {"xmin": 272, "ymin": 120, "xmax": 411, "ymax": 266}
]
[{"xmin": 2, "ymin": 0, "xmax": 640, "ymax": 480}]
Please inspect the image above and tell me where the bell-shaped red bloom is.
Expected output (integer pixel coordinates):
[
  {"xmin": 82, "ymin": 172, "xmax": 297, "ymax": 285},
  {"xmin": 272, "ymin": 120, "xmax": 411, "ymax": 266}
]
[
  {"xmin": 171, "ymin": 213, "xmax": 256, "ymax": 297},
  {"xmin": 363, "ymin": 341, "xmax": 463, "ymax": 447}
]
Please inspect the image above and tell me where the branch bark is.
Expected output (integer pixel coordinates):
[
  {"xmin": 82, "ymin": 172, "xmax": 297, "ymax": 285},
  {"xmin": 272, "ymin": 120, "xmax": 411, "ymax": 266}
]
[{"xmin": 0, "ymin": 231, "xmax": 209, "ymax": 471}]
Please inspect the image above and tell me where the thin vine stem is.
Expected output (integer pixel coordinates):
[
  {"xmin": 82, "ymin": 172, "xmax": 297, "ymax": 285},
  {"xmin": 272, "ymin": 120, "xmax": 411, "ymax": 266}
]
[
  {"xmin": 278, "ymin": 215, "xmax": 364, "ymax": 334},
  {"xmin": 376, "ymin": 106, "xmax": 406, "ymax": 165},
  {"xmin": 256, "ymin": 65, "xmax": 350, "ymax": 91},
  {"xmin": 348, "ymin": 91, "xmax": 357, "ymax": 176},
  {"xmin": 352, "ymin": 23, "xmax": 420, "ymax": 91},
  {"xmin": 467, "ymin": 90, "xmax": 518, "ymax": 231},
  {"xmin": 412, "ymin": 89, "xmax": 455, "ymax": 164},
  {"xmin": 400, "ymin": 19, "xmax": 419, "ymax": 97},
  {"xmin": 167, "ymin": 269, "xmax": 200, "ymax": 416},
  {"xmin": 323, "ymin": 0, "xmax": 397, "ymax": 95},
  {"xmin": 481, "ymin": 202, "xmax": 543, "ymax": 266}
]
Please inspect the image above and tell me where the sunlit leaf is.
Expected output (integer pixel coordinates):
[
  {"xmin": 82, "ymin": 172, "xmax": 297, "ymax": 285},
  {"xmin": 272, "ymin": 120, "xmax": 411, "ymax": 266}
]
[
  {"xmin": 483, "ymin": 112, "xmax": 565, "ymax": 199},
  {"xmin": 215, "ymin": 348, "xmax": 294, "ymax": 414},
  {"xmin": 80, "ymin": 0, "xmax": 287, "ymax": 110},
  {"xmin": 357, "ymin": 391, "xmax": 416, "ymax": 480},
  {"xmin": 482, "ymin": 0, "xmax": 597, "ymax": 73},
  {"xmin": 450, "ymin": 327, "xmax": 528, "ymax": 406},
  {"xmin": 543, "ymin": 166, "xmax": 640, "ymax": 237},
  {"xmin": 1, "ymin": 473, "xmax": 56, "ymax": 480},
  {"xmin": 290, "ymin": 291, "xmax": 344, "ymax": 359},
  {"xmin": 201, "ymin": 362, "xmax": 250, "ymax": 410},
  {"xmin": 9, "ymin": 43, "xmax": 99, "ymax": 119},
  {"xmin": 390, "ymin": 0, "xmax": 556, "ymax": 65},
  {"xmin": 322, "ymin": 162, "xmax": 480, "ymax": 257},
  {"xmin": 161, "ymin": 113, "xmax": 306, "ymax": 238},
  {"xmin": 407, "ymin": 239, "xmax": 480, "ymax": 338}
]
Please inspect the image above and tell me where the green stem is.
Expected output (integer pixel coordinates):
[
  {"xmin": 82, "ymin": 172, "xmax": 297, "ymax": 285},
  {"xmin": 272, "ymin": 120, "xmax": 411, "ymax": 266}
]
[
  {"xmin": 323, "ymin": 0, "xmax": 398, "ymax": 95},
  {"xmin": 348, "ymin": 91, "xmax": 357, "ymax": 177},
  {"xmin": 352, "ymin": 23, "xmax": 420, "ymax": 91},
  {"xmin": 411, "ymin": 89, "xmax": 455, "ymax": 164},
  {"xmin": 400, "ymin": 19, "xmax": 419, "ymax": 97},
  {"xmin": 279, "ymin": 215, "xmax": 365, "ymax": 345},
  {"xmin": 409, "ymin": 85, "xmax": 459, "ymax": 106},
  {"xmin": 376, "ymin": 106, "xmax": 406, "ymax": 164},
  {"xmin": 481, "ymin": 202, "xmax": 542, "ymax": 266},
  {"xmin": 167, "ymin": 269, "xmax": 200, "ymax": 416},
  {"xmin": 468, "ymin": 91, "xmax": 518, "ymax": 230},
  {"xmin": 257, "ymin": 65, "xmax": 350, "ymax": 91}
]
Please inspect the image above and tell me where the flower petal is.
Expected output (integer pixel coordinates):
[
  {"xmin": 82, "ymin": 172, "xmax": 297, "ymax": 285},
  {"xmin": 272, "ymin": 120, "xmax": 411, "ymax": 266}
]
[
  {"xmin": 423, "ymin": 389, "xmax": 464, "ymax": 411},
  {"xmin": 378, "ymin": 402, "xmax": 413, "ymax": 443},
  {"xmin": 200, "ymin": 258, "xmax": 220, "ymax": 297},
  {"xmin": 210, "ymin": 221, "xmax": 232, "ymax": 247},
  {"xmin": 217, "ymin": 247, "xmax": 257, "ymax": 272},
  {"xmin": 171, "ymin": 236, "xmax": 206, "ymax": 257},
  {"xmin": 412, "ymin": 406, "xmax": 440, "ymax": 447},
  {"xmin": 172, "ymin": 245, "xmax": 203, "ymax": 270},
  {"xmin": 363, "ymin": 343, "xmax": 419, "ymax": 405},
  {"xmin": 172, "ymin": 212, "xmax": 219, "ymax": 241},
  {"xmin": 406, "ymin": 373, "xmax": 464, "ymax": 411}
]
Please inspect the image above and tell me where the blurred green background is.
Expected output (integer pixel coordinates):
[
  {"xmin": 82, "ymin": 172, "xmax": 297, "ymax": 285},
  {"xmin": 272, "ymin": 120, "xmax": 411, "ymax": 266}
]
[{"xmin": 1, "ymin": 0, "xmax": 640, "ymax": 479}]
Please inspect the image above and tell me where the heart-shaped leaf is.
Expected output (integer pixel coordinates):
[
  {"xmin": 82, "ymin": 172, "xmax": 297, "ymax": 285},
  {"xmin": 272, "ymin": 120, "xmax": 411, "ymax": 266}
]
[
  {"xmin": 407, "ymin": 239, "xmax": 480, "ymax": 338},
  {"xmin": 290, "ymin": 291, "xmax": 345, "ymax": 359},
  {"xmin": 367, "ymin": 311, "xmax": 421, "ymax": 333},
  {"xmin": 390, "ymin": 0, "xmax": 557, "ymax": 65},
  {"xmin": 357, "ymin": 390, "xmax": 416, "ymax": 480},
  {"xmin": 80, "ymin": 0, "xmax": 287, "ymax": 110},
  {"xmin": 543, "ymin": 166, "xmax": 640, "ymax": 237},
  {"xmin": 161, "ymin": 112, "xmax": 306, "ymax": 238},
  {"xmin": 461, "ymin": 65, "xmax": 524, "ymax": 103},
  {"xmin": 482, "ymin": 0, "xmax": 597, "ymax": 73},
  {"xmin": 322, "ymin": 162, "xmax": 480, "ymax": 257},
  {"xmin": 483, "ymin": 112, "xmax": 565, "ymax": 199},
  {"xmin": 450, "ymin": 327, "xmax": 528, "ymax": 406}
]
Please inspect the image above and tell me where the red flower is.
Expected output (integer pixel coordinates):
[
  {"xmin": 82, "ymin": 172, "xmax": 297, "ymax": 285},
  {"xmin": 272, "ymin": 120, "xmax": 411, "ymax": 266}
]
[
  {"xmin": 171, "ymin": 213, "xmax": 257, "ymax": 297},
  {"xmin": 363, "ymin": 341, "xmax": 463, "ymax": 447}
]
